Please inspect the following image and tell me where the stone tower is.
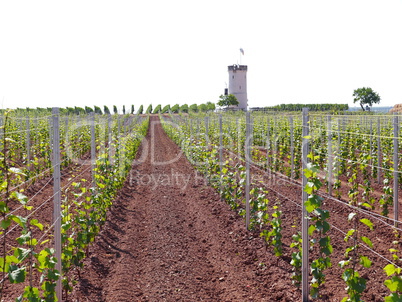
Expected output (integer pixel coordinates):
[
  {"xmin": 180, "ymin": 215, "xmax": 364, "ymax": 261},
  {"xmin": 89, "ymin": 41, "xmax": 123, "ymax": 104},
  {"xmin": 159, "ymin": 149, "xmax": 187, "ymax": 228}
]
[{"xmin": 228, "ymin": 64, "xmax": 248, "ymax": 110}]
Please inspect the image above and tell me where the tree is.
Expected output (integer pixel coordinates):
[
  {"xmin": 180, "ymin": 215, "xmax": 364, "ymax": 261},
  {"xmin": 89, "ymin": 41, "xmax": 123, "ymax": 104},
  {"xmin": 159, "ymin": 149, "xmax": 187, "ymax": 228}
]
[
  {"xmin": 180, "ymin": 104, "xmax": 188, "ymax": 113},
  {"xmin": 74, "ymin": 106, "xmax": 85, "ymax": 115},
  {"xmin": 145, "ymin": 104, "xmax": 153, "ymax": 114},
  {"xmin": 113, "ymin": 105, "xmax": 118, "ymax": 114},
  {"xmin": 131, "ymin": 105, "xmax": 135, "ymax": 114},
  {"xmin": 171, "ymin": 104, "xmax": 180, "ymax": 113},
  {"xmin": 189, "ymin": 104, "xmax": 198, "ymax": 112},
  {"xmin": 198, "ymin": 103, "xmax": 207, "ymax": 112},
  {"xmin": 353, "ymin": 87, "xmax": 381, "ymax": 111},
  {"xmin": 206, "ymin": 101, "xmax": 216, "ymax": 111},
  {"xmin": 217, "ymin": 94, "xmax": 238, "ymax": 108},
  {"xmin": 161, "ymin": 104, "xmax": 170, "ymax": 113},
  {"xmin": 104, "ymin": 105, "xmax": 111, "ymax": 115},
  {"xmin": 137, "ymin": 105, "xmax": 144, "ymax": 114},
  {"xmin": 153, "ymin": 104, "xmax": 162, "ymax": 114},
  {"xmin": 94, "ymin": 106, "xmax": 103, "ymax": 115},
  {"xmin": 122, "ymin": 105, "xmax": 126, "ymax": 114}
]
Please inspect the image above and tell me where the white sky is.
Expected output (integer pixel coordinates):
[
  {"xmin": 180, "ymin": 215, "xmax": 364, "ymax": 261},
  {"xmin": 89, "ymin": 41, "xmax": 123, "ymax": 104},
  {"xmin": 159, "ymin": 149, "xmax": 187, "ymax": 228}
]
[{"xmin": 0, "ymin": 0, "xmax": 401, "ymax": 111}]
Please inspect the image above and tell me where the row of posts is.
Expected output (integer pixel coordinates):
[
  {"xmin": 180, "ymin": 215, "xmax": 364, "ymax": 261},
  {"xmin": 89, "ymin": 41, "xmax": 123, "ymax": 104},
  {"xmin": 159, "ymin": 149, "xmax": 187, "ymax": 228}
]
[
  {"xmin": 0, "ymin": 109, "xmax": 139, "ymax": 301},
  {"xmin": 1, "ymin": 109, "xmax": 399, "ymax": 301},
  {"xmin": 209, "ymin": 109, "xmax": 399, "ymax": 301},
  {"xmin": 51, "ymin": 108, "xmax": 116, "ymax": 301}
]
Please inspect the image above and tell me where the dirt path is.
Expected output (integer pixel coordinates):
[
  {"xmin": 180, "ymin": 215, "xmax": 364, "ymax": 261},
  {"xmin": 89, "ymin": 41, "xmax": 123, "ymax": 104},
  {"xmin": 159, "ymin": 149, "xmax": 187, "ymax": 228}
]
[{"xmin": 70, "ymin": 116, "xmax": 299, "ymax": 301}]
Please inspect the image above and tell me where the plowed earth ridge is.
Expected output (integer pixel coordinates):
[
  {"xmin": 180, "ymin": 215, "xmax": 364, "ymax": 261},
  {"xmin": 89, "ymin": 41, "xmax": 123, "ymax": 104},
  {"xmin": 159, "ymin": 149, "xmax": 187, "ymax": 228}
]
[{"xmin": 70, "ymin": 116, "xmax": 299, "ymax": 301}]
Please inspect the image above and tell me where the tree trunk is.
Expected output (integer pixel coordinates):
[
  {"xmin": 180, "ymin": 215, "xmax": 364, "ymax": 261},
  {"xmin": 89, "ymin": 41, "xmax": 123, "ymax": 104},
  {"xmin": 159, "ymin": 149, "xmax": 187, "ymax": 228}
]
[{"xmin": 360, "ymin": 103, "xmax": 365, "ymax": 111}]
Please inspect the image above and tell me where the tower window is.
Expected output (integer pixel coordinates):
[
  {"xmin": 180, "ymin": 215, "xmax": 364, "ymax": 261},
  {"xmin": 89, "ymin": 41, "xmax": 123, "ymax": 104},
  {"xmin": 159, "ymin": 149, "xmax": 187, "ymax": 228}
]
[
  {"xmin": 232, "ymin": 75, "xmax": 234, "ymax": 79},
  {"xmin": 239, "ymin": 86, "xmax": 241, "ymax": 89}
]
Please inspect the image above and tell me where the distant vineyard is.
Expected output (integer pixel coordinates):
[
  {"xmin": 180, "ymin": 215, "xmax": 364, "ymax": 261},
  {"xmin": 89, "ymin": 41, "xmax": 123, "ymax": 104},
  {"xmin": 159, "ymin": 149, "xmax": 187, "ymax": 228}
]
[{"xmin": 263, "ymin": 103, "xmax": 349, "ymax": 112}]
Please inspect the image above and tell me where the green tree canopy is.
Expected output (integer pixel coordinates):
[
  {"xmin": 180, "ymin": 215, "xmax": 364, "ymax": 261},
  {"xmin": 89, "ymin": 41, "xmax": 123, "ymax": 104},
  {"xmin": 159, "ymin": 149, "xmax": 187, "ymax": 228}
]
[
  {"xmin": 198, "ymin": 103, "xmax": 207, "ymax": 112},
  {"xmin": 74, "ymin": 107, "xmax": 85, "ymax": 115},
  {"xmin": 189, "ymin": 104, "xmax": 198, "ymax": 112},
  {"xmin": 161, "ymin": 104, "xmax": 170, "ymax": 113},
  {"xmin": 94, "ymin": 106, "xmax": 103, "ymax": 114},
  {"xmin": 85, "ymin": 106, "xmax": 94, "ymax": 114},
  {"xmin": 145, "ymin": 104, "xmax": 153, "ymax": 114},
  {"xmin": 137, "ymin": 105, "xmax": 144, "ymax": 114},
  {"xmin": 206, "ymin": 101, "xmax": 216, "ymax": 111},
  {"xmin": 171, "ymin": 104, "xmax": 180, "ymax": 113},
  {"xmin": 153, "ymin": 104, "xmax": 162, "ymax": 114},
  {"xmin": 217, "ymin": 94, "xmax": 238, "ymax": 108},
  {"xmin": 353, "ymin": 87, "xmax": 381, "ymax": 111}
]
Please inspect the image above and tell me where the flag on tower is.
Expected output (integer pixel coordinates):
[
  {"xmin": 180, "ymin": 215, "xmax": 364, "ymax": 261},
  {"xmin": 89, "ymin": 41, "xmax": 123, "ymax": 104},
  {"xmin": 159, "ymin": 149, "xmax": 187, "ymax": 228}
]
[{"xmin": 240, "ymin": 48, "xmax": 244, "ymax": 55}]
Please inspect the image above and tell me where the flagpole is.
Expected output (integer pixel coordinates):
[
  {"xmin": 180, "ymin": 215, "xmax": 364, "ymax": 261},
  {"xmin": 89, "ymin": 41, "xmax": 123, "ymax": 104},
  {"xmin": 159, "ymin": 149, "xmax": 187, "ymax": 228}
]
[{"xmin": 239, "ymin": 48, "xmax": 244, "ymax": 65}]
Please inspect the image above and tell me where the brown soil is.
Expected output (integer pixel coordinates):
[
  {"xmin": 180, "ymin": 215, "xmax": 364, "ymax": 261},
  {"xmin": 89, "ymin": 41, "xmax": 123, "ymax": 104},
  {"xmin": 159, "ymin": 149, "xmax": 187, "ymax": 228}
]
[
  {"xmin": 3, "ymin": 115, "xmax": 394, "ymax": 301},
  {"xmin": 69, "ymin": 116, "xmax": 300, "ymax": 301}
]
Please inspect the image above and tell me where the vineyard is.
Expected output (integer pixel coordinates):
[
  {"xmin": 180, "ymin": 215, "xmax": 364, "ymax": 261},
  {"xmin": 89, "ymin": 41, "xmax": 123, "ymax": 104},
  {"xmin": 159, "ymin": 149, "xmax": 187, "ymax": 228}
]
[
  {"xmin": 0, "ymin": 109, "xmax": 148, "ymax": 301},
  {"xmin": 161, "ymin": 110, "xmax": 402, "ymax": 302},
  {"xmin": 1, "ymin": 108, "xmax": 402, "ymax": 301}
]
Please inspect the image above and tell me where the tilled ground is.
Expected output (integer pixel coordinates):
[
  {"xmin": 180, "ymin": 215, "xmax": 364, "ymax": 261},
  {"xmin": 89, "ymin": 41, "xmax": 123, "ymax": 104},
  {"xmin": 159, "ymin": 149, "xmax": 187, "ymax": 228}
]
[
  {"xmin": 69, "ymin": 116, "xmax": 299, "ymax": 301},
  {"xmin": 69, "ymin": 116, "xmax": 398, "ymax": 302},
  {"xmin": 3, "ymin": 115, "xmax": 398, "ymax": 301}
]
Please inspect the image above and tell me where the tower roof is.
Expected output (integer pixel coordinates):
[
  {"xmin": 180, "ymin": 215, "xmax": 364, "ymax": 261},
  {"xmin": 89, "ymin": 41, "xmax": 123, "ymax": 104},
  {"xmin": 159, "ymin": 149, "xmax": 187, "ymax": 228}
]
[{"xmin": 228, "ymin": 64, "xmax": 248, "ymax": 71}]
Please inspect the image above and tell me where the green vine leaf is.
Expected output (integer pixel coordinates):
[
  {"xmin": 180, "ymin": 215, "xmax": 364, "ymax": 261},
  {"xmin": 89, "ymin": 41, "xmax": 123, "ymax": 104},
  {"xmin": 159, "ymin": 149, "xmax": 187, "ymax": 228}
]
[
  {"xmin": 384, "ymin": 264, "xmax": 401, "ymax": 277},
  {"xmin": 305, "ymin": 195, "xmax": 321, "ymax": 213},
  {"xmin": 360, "ymin": 218, "xmax": 374, "ymax": 230},
  {"xmin": 11, "ymin": 215, "xmax": 27, "ymax": 229},
  {"xmin": 385, "ymin": 276, "xmax": 402, "ymax": 292},
  {"xmin": 344, "ymin": 229, "xmax": 356, "ymax": 242},
  {"xmin": 0, "ymin": 180, "xmax": 7, "ymax": 191},
  {"xmin": 308, "ymin": 224, "xmax": 316, "ymax": 236},
  {"xmin": 30, "ymin": 219, "xmax": 44, "ymax": 231},
  {"xmin": 361, "ymin": 236, "xmax": 373, "ymax": 248},
  {"xmin": 11, "ymin": 192, "xmax": 28, "ymax": 205},
  {"xmin": 17, "ymin": 286, "xmax": 41, "ymax": 302},
  {"xmin": 1, "ymin": 217, "xmax": 12, "ymax": 229},
  {"xmin": 8, "ymin": 265, "xmax": 26, "ymax": 283},
  {"xmin": 384, "ymin": 293, "xmax": 402, "ymax": 301},
  {"xmin": 0, "ymin": 201, "xmax": 9, "ymax": 212},
  {"xmin": 14, "ymin": 248, "xmax": 31, "ymax": 262},
  {"xmin": 359, "ymin": 256, "xmax": 372, "ymax": 268}
]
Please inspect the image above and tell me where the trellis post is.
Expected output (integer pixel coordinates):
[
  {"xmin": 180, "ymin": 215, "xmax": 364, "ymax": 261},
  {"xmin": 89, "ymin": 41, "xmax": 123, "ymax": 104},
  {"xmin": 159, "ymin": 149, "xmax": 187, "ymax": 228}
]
[
  {"xmin": 393, "ymin": 114, "xmax": 399, "ymax": 226},
  {"xmin": 327, "ymin": 115, "xmax": 333, "ymax": 196},
  {"xmin": 302, "ymin": 108, "xmax": 310, "ymax": 302},
  {"xmin": 377, "ymin": 117, "xmax": 382, "ymax": 184},
  {"xmin": 219, "ymin": 115, "xmax": 223, "ymax": 195},
  {"xmin": 26, "ymin": 116, "xmax": 31, "ymax": 167},
  {"xmin": 204, "ymin": 116, "xmax": 209, "ymax": 144},
  {"xmin": 51, "ymin": 108, "xmax": 62, "ymax": 301},
  {"xmin": 289, "ymin": 116, "xmax": 294, "ymax": 179},
  {"xmin": 245, "ymin": 111, "xmax": 251, "ymax": 230},
  {"xmin": 266, "ymin": 117, "xmax": 271, "ymax": 176},
  {"xmin": 91, "ymin": 112, "xmax": 96, "ymax": 188}
]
